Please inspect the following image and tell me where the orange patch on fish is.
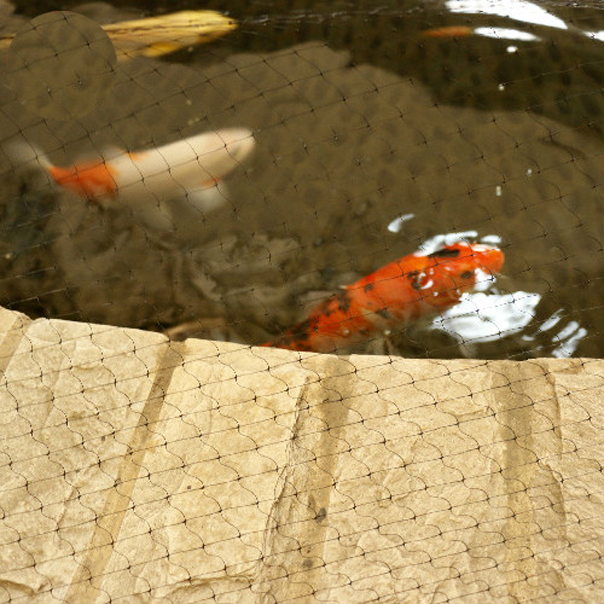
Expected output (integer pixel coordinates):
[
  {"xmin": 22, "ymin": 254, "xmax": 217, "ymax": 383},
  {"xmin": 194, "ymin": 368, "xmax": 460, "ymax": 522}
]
[
  {"xmin": 49, "ymin": 161, "xmax": 118, "ymax": 200},
  {"xmin": 201, "ymin": 176, "xmax": 221, "ymax": 188},
  {"xmin": 127, "ymin": 151, "xmax": 146, "ymax": 162}
]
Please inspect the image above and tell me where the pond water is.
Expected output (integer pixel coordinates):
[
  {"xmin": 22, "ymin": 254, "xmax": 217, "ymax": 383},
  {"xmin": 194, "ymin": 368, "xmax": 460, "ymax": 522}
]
[{"xmin": 1, "ymin": 0, "xmax": 602, "ymax": 358}]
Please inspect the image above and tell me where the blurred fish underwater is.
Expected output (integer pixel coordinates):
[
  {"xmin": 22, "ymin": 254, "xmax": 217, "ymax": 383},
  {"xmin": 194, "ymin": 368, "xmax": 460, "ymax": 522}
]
[
  {"xmin": 0, "ymin": 0, "xmax": 602, "ymax": 358},
  {"xmin": 9, "ymin": 129, "xmax": 255, "ymax": 232}
]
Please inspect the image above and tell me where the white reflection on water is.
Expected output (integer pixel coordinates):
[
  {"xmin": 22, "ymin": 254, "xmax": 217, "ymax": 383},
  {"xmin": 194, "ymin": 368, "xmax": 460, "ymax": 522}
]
[
  {"xmin": 386, "ymin": 226, "xmax": 589, "ymax": 356},
  {"xmin": 387, "ymin": 213, "xmax": 415, "ymax": 233},
  {"xmin": 418, "ymin": 231, "xmax": 503, "ymax": 253},
  {"xmin": 432, "ymin": 290, "xmax": 541, "ymax": 344},
  {"xmin": 433, "ymin": 293, "xmax": 588, "ymax": 356},
  {"xmin": 551, "ymin": 321, "xmax": 588, "ymax": 357},
  {"xmin": 445, "ymin": 0, "xmax": 568, "ymax": 30},
  {"xmin": 419, "ymin": 230, "xmax": 476, "ymax": 251},
  {"xmin": 474, "ymin": 27, "xmax": 540, "ymax": 42},
  {"xmin": 523, "ymin": 309, "xmax": 588, "ymax": 357}
]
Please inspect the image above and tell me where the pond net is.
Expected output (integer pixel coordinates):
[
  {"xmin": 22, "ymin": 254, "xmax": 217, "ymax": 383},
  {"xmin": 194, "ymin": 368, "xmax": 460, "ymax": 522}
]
[
  {"xmin": 1, "ymin": 0, "xmax": 602, "ymax": 359},
  {"xmin": 0, "ymin": 0, "xmax": 603, "ymax": 602}
]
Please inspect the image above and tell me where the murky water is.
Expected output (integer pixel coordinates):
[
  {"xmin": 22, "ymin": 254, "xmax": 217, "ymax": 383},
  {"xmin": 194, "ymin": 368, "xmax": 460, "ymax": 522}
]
[{"xmin": 1, "ymin": 0, "xmax": 602, "ymax": 358}]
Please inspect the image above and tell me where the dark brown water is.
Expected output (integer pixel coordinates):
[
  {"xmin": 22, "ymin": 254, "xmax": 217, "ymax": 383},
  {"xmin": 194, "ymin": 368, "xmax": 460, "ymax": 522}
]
[{"xmin": 1, "ymin": 0, "xmax": 602, "ymax": 358}]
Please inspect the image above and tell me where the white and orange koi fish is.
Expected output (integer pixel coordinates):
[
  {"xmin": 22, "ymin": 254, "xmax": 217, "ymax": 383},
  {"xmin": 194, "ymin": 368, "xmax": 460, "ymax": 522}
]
[{"xmin": 15, "ymin": 128, "xmax": 255, "ymax": 229}]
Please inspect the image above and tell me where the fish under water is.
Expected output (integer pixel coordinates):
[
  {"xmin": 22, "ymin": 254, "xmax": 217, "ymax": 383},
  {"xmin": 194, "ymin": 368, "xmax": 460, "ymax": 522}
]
[
  {"xmin": 14, "ymin": 129, "xmax": 255, "ymax": 230},
  {"xmin": 264, "ymin": 242, "xmax": 505, "ymax": 353}
]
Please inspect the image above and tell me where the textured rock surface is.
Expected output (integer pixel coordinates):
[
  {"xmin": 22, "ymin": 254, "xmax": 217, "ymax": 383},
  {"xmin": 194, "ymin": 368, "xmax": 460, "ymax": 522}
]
[{"xmin": 1, "ymin": 305, "xmax": 602, "ymax": 603}]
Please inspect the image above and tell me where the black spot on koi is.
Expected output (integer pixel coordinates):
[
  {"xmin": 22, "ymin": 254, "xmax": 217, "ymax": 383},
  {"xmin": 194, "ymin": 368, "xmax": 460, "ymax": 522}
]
[
  {"xmin": 375, "ymin": 307, "xmax": 393, "ymax": 320},
  {"xmin": 334, "ymin": 289, "xmax": 352, "ymax": 313},
  {"xmin": 428, "ymin": 248, "xmax": 460, "ymax": 259},
  {"xmin": 293, "ymin": 318, "xmax": 315, "ymax": 338},
  {"xmin": 406, "ymin": 270, "xmax": 423, "ymax": 291},
  {"xmin": 277, "ymin": 319, "xmax": 315, "ymax": 350},
  {"xmin": 316, "ymin": 298, "xmax": 335, "ymax": 318}
]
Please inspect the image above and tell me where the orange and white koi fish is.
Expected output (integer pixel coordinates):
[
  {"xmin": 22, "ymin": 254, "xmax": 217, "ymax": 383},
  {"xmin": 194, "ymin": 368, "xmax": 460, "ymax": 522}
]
[
  {"xmin": 16, "ymin": 129, "xmax": 255, "ymax": 228},
  {"xmin": 264, "ymin": 242, "xmax": 505, "ymax": 353},
  {"xmin": 40, "ymin": 129, "xmax": 253, "ymax": 205}
]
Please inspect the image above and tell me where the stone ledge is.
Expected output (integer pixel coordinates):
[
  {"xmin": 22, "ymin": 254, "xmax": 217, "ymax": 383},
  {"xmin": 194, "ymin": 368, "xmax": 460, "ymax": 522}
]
[{"xmin": 1, "ymin": 306, "xmax": 602, "ymax": 603}]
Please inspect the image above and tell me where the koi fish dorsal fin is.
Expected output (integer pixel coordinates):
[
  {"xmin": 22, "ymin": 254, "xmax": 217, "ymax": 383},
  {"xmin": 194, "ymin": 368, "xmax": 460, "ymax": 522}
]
[{"xmin": 7, "ymin": 141, "xmax": 52, "ymax": 172}]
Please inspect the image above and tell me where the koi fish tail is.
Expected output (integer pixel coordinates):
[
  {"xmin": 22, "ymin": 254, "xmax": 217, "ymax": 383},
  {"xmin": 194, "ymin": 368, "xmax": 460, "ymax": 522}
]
[
  {"xmin": 8, "ymin": 141, "xmax": 52, "ymax": 173},
  {"xmin": 8, "ymin": 141, "xmax": 117, "ymax": 201},
  {"xmin": 7, "ymin": 141, "xmax": 57, "ymax": 191}
]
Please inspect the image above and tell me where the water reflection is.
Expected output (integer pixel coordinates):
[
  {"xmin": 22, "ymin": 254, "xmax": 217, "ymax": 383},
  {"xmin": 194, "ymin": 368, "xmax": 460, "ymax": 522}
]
[
  {"xmin": 414, "ymin": 230, "xmax": 544, "ymax": 352},
  {"xmin": 551, "ymin": 321, "xmax": 588, "ymax": 358},
  {"xmin": 418, "ymin": 231, "xmax": 503, "ymax": 253},
  {"xmin": 387, "ymin": 213, "xmax": 415, "ymax": 233},
  {"xmin": 433, "ymin": 290, "xmax": 541, "ymax": 346},
  {"xmin": 445, "ymin": 0, "xmax": 569, "ymax": 30},
  {"xmin": 522, "ymin": 309, "xmax": 589, "ymax": 358},
  {"xmin": 473, "ymin": 27, "xmax": 541, "ymax": 42}
]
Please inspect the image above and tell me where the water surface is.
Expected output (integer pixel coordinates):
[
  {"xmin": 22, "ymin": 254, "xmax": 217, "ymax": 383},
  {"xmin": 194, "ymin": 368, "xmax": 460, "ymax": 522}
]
[{"xmin": 1, "ymin": 0, "xmax": 602, "ymax": 358}]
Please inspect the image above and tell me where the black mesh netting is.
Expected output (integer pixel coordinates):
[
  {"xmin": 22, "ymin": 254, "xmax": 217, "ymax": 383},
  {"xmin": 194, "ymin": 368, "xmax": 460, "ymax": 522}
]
[
  {"xmin": 1, "ymin": 0, "xmax": 602, "ymax": 358},
  {"xmin": 0, "ymin": 1, "xmax": 603, "ymax": 602}
]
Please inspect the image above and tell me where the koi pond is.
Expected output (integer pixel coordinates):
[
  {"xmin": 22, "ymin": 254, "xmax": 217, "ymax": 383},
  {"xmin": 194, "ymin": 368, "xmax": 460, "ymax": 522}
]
[{"xmin": 1, "ymin": 0, "xmax": 602, "ymax": 358}]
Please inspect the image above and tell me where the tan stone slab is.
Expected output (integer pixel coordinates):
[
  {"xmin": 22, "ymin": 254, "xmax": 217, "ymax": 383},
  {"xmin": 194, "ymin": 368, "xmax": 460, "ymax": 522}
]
[{"xmin": 0, "ymin": 307, "xmax": 602, "ymax": 603}]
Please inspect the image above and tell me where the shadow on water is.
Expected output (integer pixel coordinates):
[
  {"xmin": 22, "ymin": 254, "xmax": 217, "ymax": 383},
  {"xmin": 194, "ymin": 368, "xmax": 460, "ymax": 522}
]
[{"xmin": 1, "ymin": 0, "xmax": 603, "ymax": 358}]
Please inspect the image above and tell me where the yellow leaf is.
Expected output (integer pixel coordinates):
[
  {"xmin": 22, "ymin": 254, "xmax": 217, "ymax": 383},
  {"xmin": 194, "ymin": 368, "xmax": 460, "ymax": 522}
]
[
  {"xmin": 104, "ymin": 11, "xmax": 238, "ymax": 60},
  {"xmin": 0, "ymin": 10, "xmax": 238, "ymax": 60}
]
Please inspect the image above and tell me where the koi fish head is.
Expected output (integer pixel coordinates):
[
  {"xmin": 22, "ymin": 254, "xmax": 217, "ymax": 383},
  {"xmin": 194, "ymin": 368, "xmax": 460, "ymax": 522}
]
[
  {"xmin": 186, "ymin": 128, "xmax": 255, "ymax": 187},
  {"xmin": 409, "ymin": 242, "xmax": 505, "ymax": 309}
]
